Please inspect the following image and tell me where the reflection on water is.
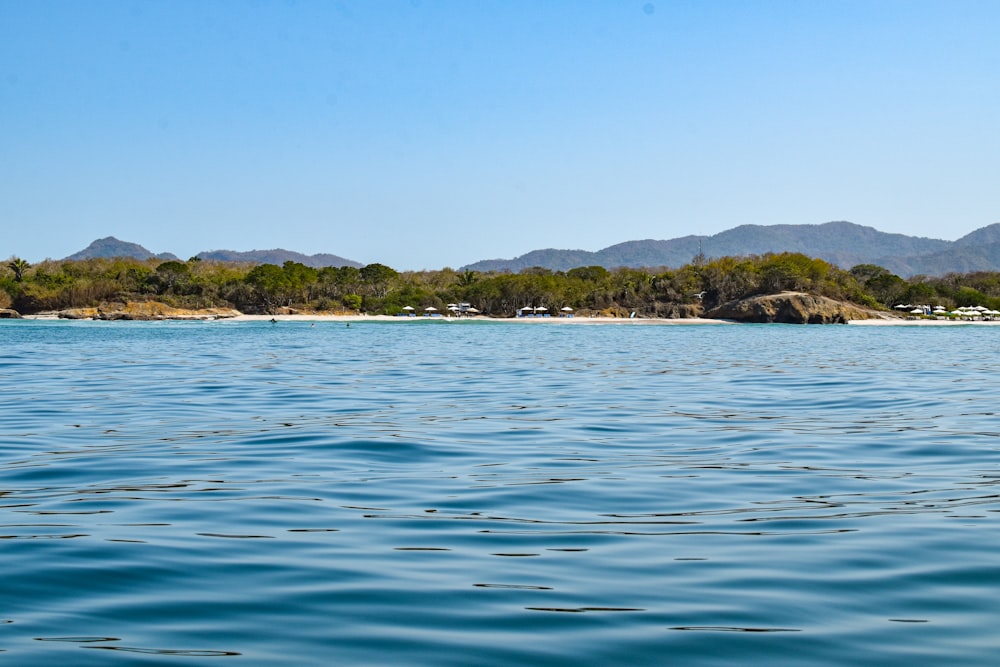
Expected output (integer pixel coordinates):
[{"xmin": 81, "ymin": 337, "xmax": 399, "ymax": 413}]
[{"xmin": 1, "ymin": 320, "xmax": 1000, "ymax": 665}]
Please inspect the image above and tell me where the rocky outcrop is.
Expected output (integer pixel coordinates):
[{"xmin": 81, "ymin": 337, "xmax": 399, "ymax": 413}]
[
  {"xmin": 58, "ymin": 302, "xmax": 241, "ymax": 321},
  {"xmin": 57, "ymin": 307, "xmax": 101, "ymax": 320},
  {"xmin": 705, "ymin": 292, "xmax": 888, "ymax": 324},
  {"xmin": 656, "ymin": 304, "xmax": 705, "ymax": 319},
  {"xmin": 0, "ymin": 308, "xmax": 22, "ymax": 319}
]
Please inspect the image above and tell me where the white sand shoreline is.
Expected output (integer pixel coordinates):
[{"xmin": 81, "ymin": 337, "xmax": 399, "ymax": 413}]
[
  {"xmin": 227, "ymin": 314, "xmax": 736, "ymax": 325},
  {"xmin": 18, "ymin": 312, "xmax": 1000, "ymax": 325},
  {"xmin": 235, "ymin": 315, "xmax": 1000, "ymax": 325}
]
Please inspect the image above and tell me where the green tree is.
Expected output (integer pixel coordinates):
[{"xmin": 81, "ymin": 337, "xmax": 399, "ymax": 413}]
[
  {"xmin": 457, "ymin": 269, "xmax": 479, "ymax": 287},
  {"xmin": 342, "ymin": 294, "xmax": 362, "ymax": 311},
  {"xmin": 566, "ymin": 266, "xmax": 609, "ymax": 283},
  {"xmin": 851, "ymin": 264, "xmax": 906, "ymax": 306},
  {"xmin": 245, "ymin": 263, "xmax": 287, "ymax": 312},
  {"xmin": 8, "ymin": 257, "xmax": 29, "ymax": 282},
  {"xmin": 359, "ymin": 263, "xmax": 398, "ymax": 298},
  {"xmin": 151, "ymin": 260, "xmax": 191, "ymax": 293}
]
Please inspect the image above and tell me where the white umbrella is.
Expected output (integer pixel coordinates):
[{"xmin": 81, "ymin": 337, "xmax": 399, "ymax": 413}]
[
  {"xmin": 561, "ymin": 306, "xmax": 574, "ymax": 312},
  {"xmin": 534, "ymin": 306, "xmax": 548, "ymax": 312},
  {"xmin": 424, "ymin": 306, "xmax": 437, "ymax": 311},
  {"xmin": 909, "ymin": 309, "xmax": 924, "ymax": 315},
  {"xmin": 402, "ymin": 306, "xmax": 414, "ymax": 311}
]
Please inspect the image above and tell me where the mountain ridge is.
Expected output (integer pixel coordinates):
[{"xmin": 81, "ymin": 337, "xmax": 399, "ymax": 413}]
[
  {"xmin": 59, "ymin": 237, "xmax": 362, "ymax": 269},
  {"xmin": 463, "ymin": 221, "xmax": 1000, "ymax": 277},
  {"xmin": 57, "ymin": 222, "xmax": 1000, "ymax": 277}
]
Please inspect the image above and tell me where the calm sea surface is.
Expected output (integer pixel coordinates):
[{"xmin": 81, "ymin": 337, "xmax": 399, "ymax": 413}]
[{"xmin": 1, "ymin": 320, "xmax": 999, "ymax": 665}]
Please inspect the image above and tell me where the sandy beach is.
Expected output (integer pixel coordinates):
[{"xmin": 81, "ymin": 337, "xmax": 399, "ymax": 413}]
[
  {"xmin": 228, "ymin": 314, "xmax": 736, "ymax": 325},
  {"xmin": 227, "ymin": 313, "xmax": 1000, "ymax": 325},
  {"xmin": 19, "ymin": 312, "xmax": 1000, "ymax": 325}
]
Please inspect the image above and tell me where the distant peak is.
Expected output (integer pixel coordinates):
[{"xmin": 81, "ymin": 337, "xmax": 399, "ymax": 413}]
[{"xmin": 63, "ymin": 237, "xmax": 178, "ymax": 262}]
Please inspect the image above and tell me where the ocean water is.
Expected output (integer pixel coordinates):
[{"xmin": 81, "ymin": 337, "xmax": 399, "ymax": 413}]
[{"xmin": 1, "ymin": 319, "xmax": 999, "ymax": 666}]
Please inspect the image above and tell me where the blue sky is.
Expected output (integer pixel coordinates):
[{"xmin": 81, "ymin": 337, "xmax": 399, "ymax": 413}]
[{"xmin": 3, "ymin": 0, "xmax": 999, "ymax": 269}]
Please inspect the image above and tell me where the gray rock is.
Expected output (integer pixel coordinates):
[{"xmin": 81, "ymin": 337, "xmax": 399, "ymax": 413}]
[{"xmin": 706, "ymin": 292, "xmax": 882, "ymax": 324}]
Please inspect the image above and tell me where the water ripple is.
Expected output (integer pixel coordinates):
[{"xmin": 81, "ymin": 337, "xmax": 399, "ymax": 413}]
[{"xmin": 2, "ymin": 321, "xmax": 1000, "ymax": 665}]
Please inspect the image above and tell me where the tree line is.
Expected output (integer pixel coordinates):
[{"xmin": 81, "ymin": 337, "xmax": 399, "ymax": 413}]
[{"xmin": 4, "ymin": 253, "xmax": 1000, "ymax": 317}]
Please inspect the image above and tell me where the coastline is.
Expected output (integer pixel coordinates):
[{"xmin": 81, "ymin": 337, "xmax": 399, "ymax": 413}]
[
  {"xmin": 19, "ymin": 311, "xmax": 733, "ymax": 325},
  {"xmin": 847, "ymin": 318, "xmax": 1000, "ymax": 326},
  {"xmin": 18, "ymin": 312, "xmax": 1000, "ymax": 325},
  {"xmin": 226, "ymin": 314, "xmax": 736, "ymax": 325},
  {"xmin": 221, "ymin": 315, "xmax": 1000, "ymax": 326}
]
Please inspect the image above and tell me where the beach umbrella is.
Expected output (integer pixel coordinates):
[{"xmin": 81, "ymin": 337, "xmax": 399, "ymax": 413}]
[
  {"xmin": 561, "ymin": 306, "xmax": 574, "ymax": 312},
  {"xmin": 535, "ymin": 306, "xmax": 548, "ymax": 312},
  {"xmin": 402, "ymin": 306, "xmax": 414, "ymax": 311},
  {"xmin": 909, "ymin": 309, "xmax": 924, "ymax": 315},
  {"xmin": 424, "ymin": 306, "xmax": 437, "ymax": 312}
]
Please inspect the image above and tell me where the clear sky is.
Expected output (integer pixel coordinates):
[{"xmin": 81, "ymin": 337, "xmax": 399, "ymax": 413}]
[{"xmin": 3, "ymin": 0, "xmax": 999, "ymax": 269}]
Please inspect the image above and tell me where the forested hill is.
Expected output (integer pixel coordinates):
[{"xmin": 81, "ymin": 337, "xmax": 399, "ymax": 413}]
[
  {"xmin": 65, "ymin": 237, "xmax": 180, "ymax": 262},
  {"xmin": 59, "ymin": 237, "xmax": 361, "ymax": 269},
  {"xmin": 195, "ymin": 249, "xmax": 362, "ymax": 269},
  {"xmin": 463, "ymin": 222, "xmax": 1000, "ymax": 277}
]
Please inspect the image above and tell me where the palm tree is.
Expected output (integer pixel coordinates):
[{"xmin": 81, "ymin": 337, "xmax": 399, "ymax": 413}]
[
  {"xmin": 457, "ymin": 269, "xmax": 478, "ymax": 287},
  {"xmin": 8, "ymin": 257, "xmax": 29, "ymax": 282}
]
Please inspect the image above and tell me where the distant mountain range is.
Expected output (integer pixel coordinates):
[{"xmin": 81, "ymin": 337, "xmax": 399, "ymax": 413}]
[
  {"xmin": 65, "ymin": 237, "xmax": 181, "ymax": 262},
  {"xmin": 195, "ymin": 248, "xmax": 362, "ymax": 268},
  {"xmin": 61, "ymin": 221, "xmax": 1000, "ymax": 277},
  {"xmin": 461, "ymin": 221, "xmax": 1000, "ymax": 277},
  {"xmin": 63, "ymin": 237, "xmax": 362, "ymax": 269}
]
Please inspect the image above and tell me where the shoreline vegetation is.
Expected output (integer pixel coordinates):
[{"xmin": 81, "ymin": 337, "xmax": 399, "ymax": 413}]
[{"xmin": 5, "ymin": 251, "xmax": 1000, "ymax": 324}]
